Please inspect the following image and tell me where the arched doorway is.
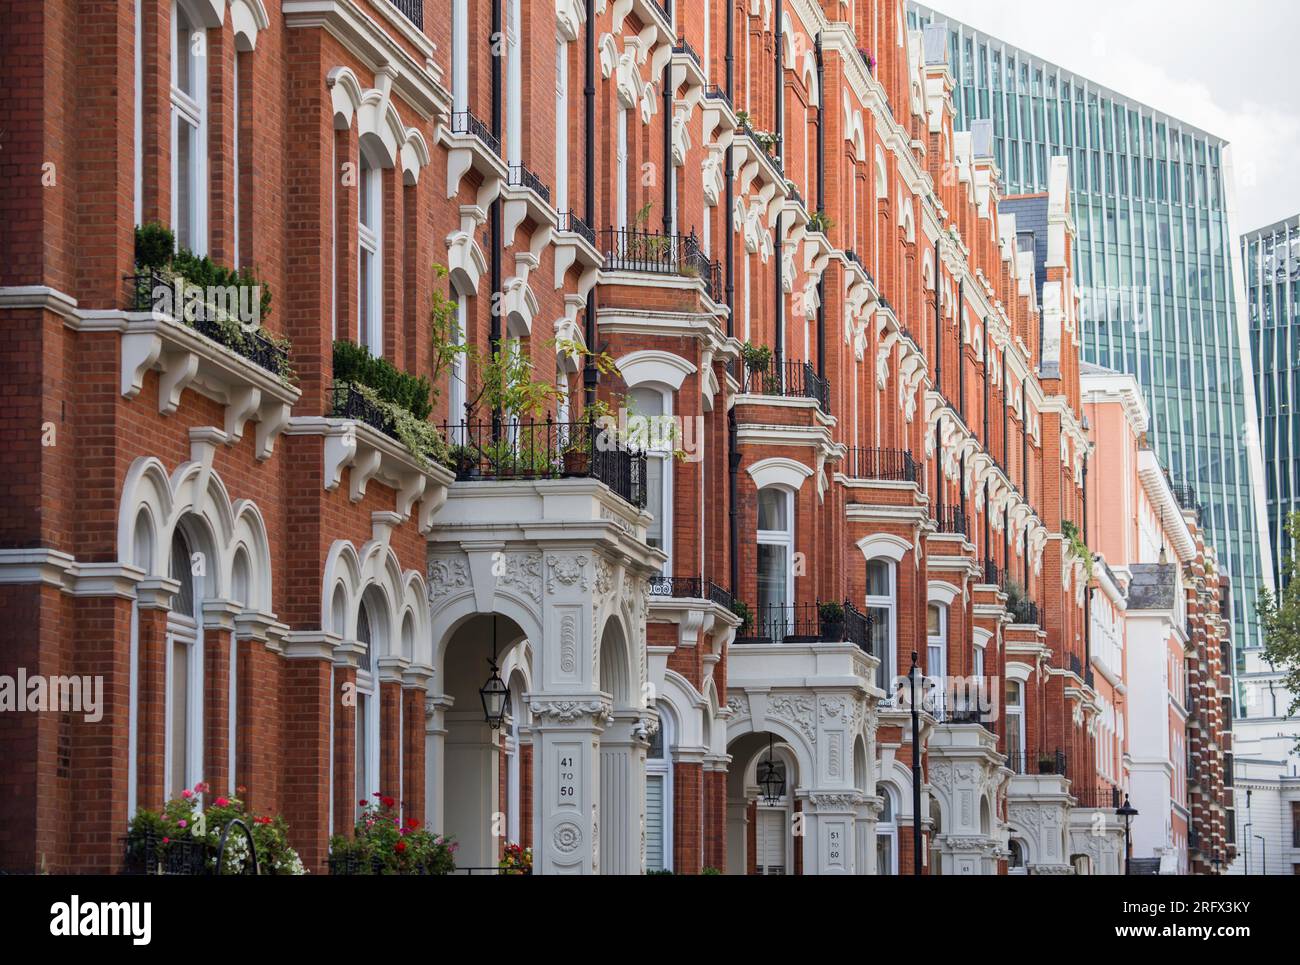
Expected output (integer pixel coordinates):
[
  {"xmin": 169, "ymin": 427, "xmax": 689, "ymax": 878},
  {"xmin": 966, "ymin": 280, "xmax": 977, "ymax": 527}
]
[
  {"xmin": 726, "ymin": 732, "xmax": 801, "ymax": 875},
  {"xmin": 597, "ymin": 617, "xmax": 646, "ymax": 875},
  {"xmin": 440, "ymin": 612, "xmax": 528, "ymax": 869}
]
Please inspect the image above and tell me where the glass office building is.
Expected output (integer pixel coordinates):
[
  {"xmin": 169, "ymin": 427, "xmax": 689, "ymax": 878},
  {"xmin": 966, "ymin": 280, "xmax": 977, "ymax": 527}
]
[
  {"xmin": 909, "ymin": 5, "xmax": 1274, "ymax": 675},
  {"xmin": 1244, "ymin": 215, "xmax": 1300, "ymax": 589}
]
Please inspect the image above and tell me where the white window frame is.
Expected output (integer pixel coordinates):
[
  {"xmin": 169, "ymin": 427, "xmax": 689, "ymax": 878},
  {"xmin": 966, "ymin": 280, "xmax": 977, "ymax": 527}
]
[
  {"xmin": 555, "ymin": 38, "xmax": 569, "ymax": 214},
  {"xmin": 165, "ymin": 530, "xmax": 204, "ymax": 800},
  {"xmin": 645, "ymin": 705, "xmax": 674, "ymax": 872},
  {"xmin": 506, "ymin": 0, "xmax": 522, "ymax": 167},
  {"xmin": 876, "ymin": 785, "xmax": 899, "ymax": 875},
  {"xmin": 1006, "ymin": 679, "xmax": 1025, "ymax": 770},
  {"xmin": 757, "ymin": 487, "xmax": 795, "ymax": 644},
  {"xmin": 448, "ymin": 284, "xmax": 468, "ymax": 437},
  {"xmin": 171, "ymin": 2, "xmax": 208, "ymax": 255},
  {"xmin": 630, "ymin": 385, "xmax": 673, "ymax": 572},
  {"xmin": 358, "ymin": 154, "xmax": 382, "ymax": 354},
  {"xmin": 866, "ymin": 558, "xmax": 896, "ymax": 695},
  {"xmin": 451, "ymin": 0, "xmax": 469, "ymax": 113},
  {"xmin": 926, "ymin": 603, "xmax": 948, "ymax": 720},
  {"xmin": 616, "ymin": 109, "xmax": 628, "ymax": 229},
  {"xmin": 355, "ymin": 598, "xmax": 382, "ymax": 811}
]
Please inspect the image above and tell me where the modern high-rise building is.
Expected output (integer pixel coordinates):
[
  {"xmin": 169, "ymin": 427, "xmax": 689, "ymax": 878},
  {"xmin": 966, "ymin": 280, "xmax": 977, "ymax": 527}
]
[
  {"xmin": 909, "ymin": 4, "xmax": 1274, "ymax": 681},
  {"xmin": 1245, "ymin": 215, "xmax": 1300, "ymax": 587}
]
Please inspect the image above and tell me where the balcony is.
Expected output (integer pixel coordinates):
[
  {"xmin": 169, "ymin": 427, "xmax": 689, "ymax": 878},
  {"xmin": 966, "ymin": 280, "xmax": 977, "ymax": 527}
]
[
  {"xmin": 672, "ymin": 35, "xmax": 701, "ymax": 71},
  {"xmin": 844, "ymin": 447, "xmax": 918, "ymax": 483},
  {"xmin": 932, "ymin": 506, "xmax": 968, "ymax": 538},
  {"xmin": 1008, "ymin": 597, "xmax": 1040, "ymax": 626},
  {"xmin": 599, "ymin": 227, "xmax": 722, "ymax": 302},
  {"xmin": 116, "ymin": 270, "xmax": 299, "ymax": 458},
  {"xmin": 703, "ymin": 84, "xmax": 732, "ymax": 109},
  {"xmin": 740, "ymin": 359, "xmax": 831, "ymax": 413},
  {"xmin": 441, "ymin": 418, "xmax": 648, "ymax": 510},
  {"xmin": 507, "ymin": 163, "xmax": 551, "ymax": 206},
  {"xmin": 1006, "ymin": 748, "xmax": 1068, "ymax": 777},
  {"xmin": 977, "ymin": 557, "xmax": 1003, "ymax": 587},
  {"xmin": 558, "ymin": 210, "xmax": 596, "ymax": 247},
  {"xmin": 389, "ymin": 0, "xmax": 422, "ymax": 30},
  {"xmin": 330, "ymin": 380, "xmax": 397, "ymax": 440},
  {"xmin": 1169, "ymin": 482, "xmax": 1202, "ymax": 523},
  {"xmin": 735, "ymin": 600, "xmax": 870, "ymax": 651},
  {"xmin": 648, "ymin": 576, "xmax": 733, "ymax": 610},
  {"xmin": 1072, "ymin": 783, "xmax": 1121, "ymax": 810},
  {"xmin": 450, "ymin": 109, "xmax": 499, "ymax": 154}
]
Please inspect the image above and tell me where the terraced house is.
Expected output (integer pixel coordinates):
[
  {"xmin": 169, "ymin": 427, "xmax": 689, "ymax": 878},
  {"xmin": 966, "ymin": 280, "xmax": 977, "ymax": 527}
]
[{"xmin": 0, "ymin": 0, "xmax": 1232, "ymax": 873}]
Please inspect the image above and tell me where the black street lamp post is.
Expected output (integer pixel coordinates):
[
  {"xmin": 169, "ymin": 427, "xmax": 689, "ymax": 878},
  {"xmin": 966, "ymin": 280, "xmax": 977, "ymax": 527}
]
[
  {"xmin": 1117, "ymin": 794, "xmax": 1138, "ymax": 876},
  {"xmin": 909, "ymin": 651, "xmax": 922, "ymax": 876}
]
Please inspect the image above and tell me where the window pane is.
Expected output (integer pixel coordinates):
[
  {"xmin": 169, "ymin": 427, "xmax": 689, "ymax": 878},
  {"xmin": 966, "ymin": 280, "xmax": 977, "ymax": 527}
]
[
  {"xmin": 1005, "ymin": 681, "xmax": 1021, "ymax": 707},
  {"xmin": 876, "ymin": 834, "xmax": 893, "ymax": 875},
  {"xmin": 645, "ymin": 457, "xmax": 664, "ymax": 549},
  {"xmin": 176, "ymin": 121, "xmax": 194, "ymax": 250},
  {"xmin": 170, "ymin": 531, "xmax": 195, "ymax": 617},
  {"xmin": 926, "ymin": 603, "xmax": 941, "ymax": 637},
  {"xmin": 758, "ymin": 489, "xmax": 787, "ymax": 530},
  {"xmin": 357, "ymin": 602, "xmax": 372, "ymax": 670},
  {"xmin": 355, "ymin": 694, "xmax": 368, "ymax": 804},
  {"xmin": 169, "ymin": 639, "xmax": 189, "ymax": 797},
  {"xmin": 869, "ymin": 606, "xmax": 891, "ymax": 690},
  {"xmin": 866, "ymin": 559, "xmax": 890, "ymax": 596},
  {"xmin": 646, "ymin": 773, "xmax": 666, "ymax": 871}
]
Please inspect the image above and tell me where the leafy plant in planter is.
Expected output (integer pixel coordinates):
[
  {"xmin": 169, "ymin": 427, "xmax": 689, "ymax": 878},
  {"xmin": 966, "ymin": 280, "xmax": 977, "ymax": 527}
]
[
  {"xmin": 499, "ymin": 842, "xmax": 532, "ymax": 874},
  {"xmin": 806, "ymin": 211, "xmax": 834, "ymax": 234},
  {"xmin": 1061, "ymin": 519, "xmax": 1095, "ymax": 581},
  {"xmin": 1003, "ymin": 577, "xmax": 1026, "ymax": 611},
  {"xmin": 329, "ymin": 794, "xmax": 456, "ymax": 875},
  {"xmin": 741, "ymin": 341, "xmax": 773, "ymax": 373},
  {"xmin": 731, "ymin": 599, "xmax": 754, "ymax": 634},
  {"xmin": 126, "ymin": 782, "xmax": 306, "ymax": 875},
  {"xmin": 819, "ymin": 601, "xmax": 846, "ymax": 640},
  {"xmin": 1037, "ymin": 752, "xmax": 1056, "ymax": 775}
]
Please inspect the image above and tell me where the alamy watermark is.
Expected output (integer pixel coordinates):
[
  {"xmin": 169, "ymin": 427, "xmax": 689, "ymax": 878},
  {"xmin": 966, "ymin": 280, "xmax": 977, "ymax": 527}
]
[
  {"xmin": 147, "ymin": 276, "xmax": 264, "ymax": 333},
  {"xmin": 0, "ymin": 668, "xmax": 103, "ymax": 723}
]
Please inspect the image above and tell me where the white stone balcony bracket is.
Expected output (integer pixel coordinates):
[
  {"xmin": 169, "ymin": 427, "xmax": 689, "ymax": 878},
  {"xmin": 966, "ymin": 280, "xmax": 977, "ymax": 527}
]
[
  {"xmin": 286, "ymin": 416, "xmax": 452, "ymax": 533},
  {"xmin": 441, "ymin": 126, "xmax": 508, "ymax": 201},
  {"xmin": 500, "ymin": 183, "xmax": 558, "ymax": 249},
  {"xmin": 114, "ymin": 310, "xmax": 299, "ymax": 459}
]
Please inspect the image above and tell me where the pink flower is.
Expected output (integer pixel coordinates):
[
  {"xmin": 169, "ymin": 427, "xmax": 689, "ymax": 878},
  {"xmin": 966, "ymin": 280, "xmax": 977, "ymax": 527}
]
[
  {"xmin": 214, "ymin": 797, "xmax": 230, "ymax": 807},
  {"xmin": 177, "ymin": 819, "xmax": 188, "ymax": 829},
  {"xmin": 181, "ymin": 789, "xmax": 193, "ymax": 799}
]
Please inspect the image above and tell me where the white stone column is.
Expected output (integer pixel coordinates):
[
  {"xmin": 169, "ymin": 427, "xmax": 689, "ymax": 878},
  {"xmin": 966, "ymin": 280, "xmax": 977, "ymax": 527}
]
[
  {"xmin": 598, "ymin": 712, "xmax": 650, "ymax": 874},
  {"xmin": 423, "ymin": 694, "xmax": 452, "ymax": 835},
  {"xmin": 529, "ymin": 697, "xmax": 609, "ymax": 874}
]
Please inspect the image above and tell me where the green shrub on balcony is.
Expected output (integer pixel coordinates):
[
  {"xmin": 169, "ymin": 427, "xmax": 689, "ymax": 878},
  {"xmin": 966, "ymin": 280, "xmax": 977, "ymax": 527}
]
[{"xmin": 332, "ymin": 339, "xmax": 433, "ymax": 421}]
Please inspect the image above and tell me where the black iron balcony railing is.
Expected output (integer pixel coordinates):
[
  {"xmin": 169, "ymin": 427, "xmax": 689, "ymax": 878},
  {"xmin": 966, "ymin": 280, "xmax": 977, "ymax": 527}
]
[
  {"xmin": 844, "ymin": 249, "xmax": 863, "ymax": 268},
  {"xmin": 558, "ymin": 210, "xmax": 597, "ymax": 247},
  {"xmin": 508, "ymin": 162, "xmax": 551, "ymax": 205},
  {"xmin": 673, "ymin": 35, "xmax": 701, "ymax": 70},
  {"xmin": 1008, "ymin": 597, "xmax": 1040, "ymax": 626},
  {"xmin": 1169, "ymin": 483, "xmax": 1202, "ymax": 522},
  {"xmin": 450, "ymin": 109, "xmax": 500, "ymax": 155},
  {"xmin": 1072, "ymin": 783, "xmax": 1121, "ymax": 809},
  {"xmin": 390, "ymin": 0, "xmax": 423, "ymax": 29},
  {"xmin": 741, "ymin": 358, "xmax": 830, "ymax": 413},
  {"xmin": 1069, "ymin": 653, "xmax": 1083, "ymax": 677},
  {"xmin": 737, "ymin": 600, "xmax": 871, "ymax": 651},
  {"xmin": 440, "ymin": 418, "xmax": 647, "ymax": 509},
  {"xmin": 932, "ymin": 505, "xmax": 968, "ymax": 537},
  {"xmin": 845, "ymin": 447, "xmax": 918, "ymax": 483},
  {"xmin": 978, "ymin": 557, "xmax": 1003, "ymax": 587},
  {"xmin": 703, "ymin": 84, "xmax": 732, "ymax": 109},
  {"xmin": 125, "ymin": 270, "xmax": 291, "ymax": 378},
  {"xmin": 1005, "ymin": 748, "xmax": 1067, "ymax": 777},
  {"xmin": 330, "ymin": 380, "xmax": 398, "ymax": 439},
  {"xmin": 1085, "ymin": 665, "xmax": 1095, "ymax": 689},
  {"xmin": 600, "ymin": 228, "xmax": 721, "ymax": 300},
  {"xmin": 649, "ymin": 576, "xmax": 734, "ymax": 610}
]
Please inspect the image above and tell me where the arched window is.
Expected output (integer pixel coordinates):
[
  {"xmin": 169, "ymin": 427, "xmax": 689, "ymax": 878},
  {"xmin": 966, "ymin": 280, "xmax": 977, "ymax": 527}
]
[
  {"xmin": 1009, "ymin": 838, "xmax": 1026, "ymax": 872},
  {"xmin": 355, "ymin": 593, "xmax": 383, "ymax": 810},
  {"xmin": 448, "ymin": 281, "xmax": 469, "ymax": 436},
  {"xmin": 757, "ymin": 487, "xmax": 795, "ymax": 644},
  {"xmin": 645, "ymin": 704, "xmax": 673, "ymax": 872},
  {"xmin": 358, "ymin": 151, "xmax": 383, "ymax": 354},
  {"xmin": 629, "ymin": 385, "xmax": 672, "ymax": 570},
  {"xmin": 876, "ymin": 784, "xmax": 898, "ymax": 874},
  {"xmin": 866, "ymin": 559, "xmax": 895, "ymax": 693},
  {"xmin": 926, "ymin": 603, "xmax": 947, "ymax": 720},
  {"xmin": 172, "ymin": 2, "xmax": 207, "ymax": 254},
  {"xmin": 1005, "ymin": 679, "xmax": 1025, "ymax": 772},
  {"xmin": 167, "ymin": 527, "xmax": 203, "ymax": 798}
]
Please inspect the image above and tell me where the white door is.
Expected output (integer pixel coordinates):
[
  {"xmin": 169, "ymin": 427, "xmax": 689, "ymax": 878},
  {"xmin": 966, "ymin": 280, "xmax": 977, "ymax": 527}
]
[{"xmin": 756, "ymin": 808, "xmax": 788, "ymax": 875}]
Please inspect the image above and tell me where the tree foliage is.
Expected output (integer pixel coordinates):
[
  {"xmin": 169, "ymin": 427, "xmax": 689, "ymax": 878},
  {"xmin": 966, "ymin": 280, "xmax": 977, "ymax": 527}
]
[{"xmin": 1256, "ymin": 511, "xmax": 1300, "ymax": 735}]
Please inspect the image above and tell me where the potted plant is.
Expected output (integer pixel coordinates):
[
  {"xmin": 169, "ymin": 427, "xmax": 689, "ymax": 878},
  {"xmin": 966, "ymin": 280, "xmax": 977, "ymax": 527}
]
[
  {"xmin": 819, "ymin": 601, "xmax": 846, "ymax": 641},
  {"xmin": 446, "ymin": 443, "xmax": 481, "ymax": 478},
  {"xmin": 499, "ymin": 842, "xmax": 532, "ymax": 874},
  {"xmin": 1037, "ymin": 752, "xmax": 1055, "ymax": 775},
  {"xmin": 731, "ymin": 599, "xmax": 753, "ymax": 634},
  {"xmin": 562, "ymin": 436, "xmax": 590, "ymax": 476}
]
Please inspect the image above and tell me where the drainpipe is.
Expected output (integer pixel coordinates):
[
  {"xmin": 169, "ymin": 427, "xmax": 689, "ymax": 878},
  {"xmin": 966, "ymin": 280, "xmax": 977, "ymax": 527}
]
[
  {"xmin": 662, "ymin": 2, "xmax": 674, "ymax": 235},
  {"xmin": 1001, "ymin": 348, "xmax": 1007, "ymax": 470},
  {"xmin": 1084, "ymin": 454, "xmax": 1091, "ymax": 669},
  {"xmin": 982, "ymin": 317, "xmax": 989, "ymax": 562},
  {"xmin": 489, "ymin": 0, "xmax": 503, "ymax": 430},
  {"xmin": 933, "ymin": 238, "xmax": 942, "ymax": 392},
  {"xmin": 934, "ymin": 416, "xmax": 943, "ymax": 521},
  {"xmin": 814, "ymin": 33, "xmax": 825, "ymax": 382},
  {"xmin": 726, "ymin": 2, "xmax": 738, "ymax": 598},
  {"xmin": 956, "ymin": 279, "xmax": 965, "ymax": 421},
  {"xmin": 583, "ymin": 0, "xmax": 597, "ymax": 407},
  {"xmin": 773, "ymin": 0, "xmax": 784, "ymax": 369}
]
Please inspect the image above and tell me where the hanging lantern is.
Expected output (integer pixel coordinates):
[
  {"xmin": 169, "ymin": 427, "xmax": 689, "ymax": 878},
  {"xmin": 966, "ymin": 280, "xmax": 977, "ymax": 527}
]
[
  {"xmin": 757, "ymin": 736, "xmax": 785, "ymax": 805},
  {"xmin": 479, "ymin": 615, "xmax": 510, "ymax": 728},
  {"xmin": 479, "ymin": 661, "xmax": 510, "ymax": 729}
]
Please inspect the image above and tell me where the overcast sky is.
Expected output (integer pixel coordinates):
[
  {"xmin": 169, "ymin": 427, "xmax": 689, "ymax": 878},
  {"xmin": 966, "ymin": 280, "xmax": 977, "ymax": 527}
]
[{"xmin": 924, "ymin": 0, "xmax": 1300, "ymax": 233}]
